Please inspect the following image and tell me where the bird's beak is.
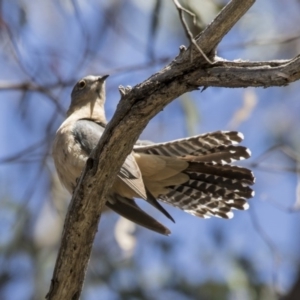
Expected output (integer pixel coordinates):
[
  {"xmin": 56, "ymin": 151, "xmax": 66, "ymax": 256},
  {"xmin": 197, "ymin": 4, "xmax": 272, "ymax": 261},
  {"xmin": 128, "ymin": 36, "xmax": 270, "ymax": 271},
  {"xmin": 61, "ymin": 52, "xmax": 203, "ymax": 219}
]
[{"xmin": 98, "ymin": 74, "xmax": 109, "ymax": 82}]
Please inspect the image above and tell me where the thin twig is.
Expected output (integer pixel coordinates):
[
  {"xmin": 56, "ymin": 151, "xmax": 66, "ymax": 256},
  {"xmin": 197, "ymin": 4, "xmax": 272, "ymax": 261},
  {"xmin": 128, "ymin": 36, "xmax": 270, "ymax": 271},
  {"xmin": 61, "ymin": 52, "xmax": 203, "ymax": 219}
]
[
  {"xmin": 222, "ymin": 34, "xmax": 300, "ymax": 51},
  {"xmin": 249, "ymin": 208, "xmax": 281, "ymax": 297},
  {"xmin": 173, "ymin": 0, "xmax": 215, "ymax": 64},
  {"xmin": 0, "ymin": 82, "xmax": 65, "ymax": 116},
  {"xmin": 0, "ymin": 137, "xmax": 50, "ymax": 164}
]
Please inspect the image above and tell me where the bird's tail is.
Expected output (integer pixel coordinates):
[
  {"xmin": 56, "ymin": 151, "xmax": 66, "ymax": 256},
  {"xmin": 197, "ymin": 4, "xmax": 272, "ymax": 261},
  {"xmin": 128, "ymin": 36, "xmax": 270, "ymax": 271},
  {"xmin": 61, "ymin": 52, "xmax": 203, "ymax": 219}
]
[{"xmin": 135, "ymin": 131, "xmax": 255, "ymax": 219}]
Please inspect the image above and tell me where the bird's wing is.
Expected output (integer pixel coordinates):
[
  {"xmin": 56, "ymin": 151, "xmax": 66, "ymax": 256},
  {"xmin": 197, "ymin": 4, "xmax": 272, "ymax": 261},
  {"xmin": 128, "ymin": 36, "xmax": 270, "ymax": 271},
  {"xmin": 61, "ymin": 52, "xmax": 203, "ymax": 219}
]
[
  {"xmin": 72, "ymin": 119, "xmax": 105, "ymax": 155},
  {"xmin": 72, "ymin": 119, "xmax": 174, "ymax": 222},
  {"xmin": 73, "ymin": 119, "xmax": 146, "ymax": 197}
]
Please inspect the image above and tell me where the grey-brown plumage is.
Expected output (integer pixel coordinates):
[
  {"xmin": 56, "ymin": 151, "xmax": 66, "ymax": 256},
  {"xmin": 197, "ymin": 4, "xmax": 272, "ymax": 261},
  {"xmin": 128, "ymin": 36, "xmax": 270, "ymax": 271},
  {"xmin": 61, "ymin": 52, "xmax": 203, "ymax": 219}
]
[{"xmin": 52, "ymin": 75, "xmax": 255, "ymax": 236}]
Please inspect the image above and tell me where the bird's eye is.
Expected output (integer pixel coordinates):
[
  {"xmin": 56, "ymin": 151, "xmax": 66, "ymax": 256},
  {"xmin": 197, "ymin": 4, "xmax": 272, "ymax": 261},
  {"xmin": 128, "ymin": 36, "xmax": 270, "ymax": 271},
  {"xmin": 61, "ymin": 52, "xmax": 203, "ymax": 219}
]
[{"xmin": 78, "ymin": 80, "xmax": 86, "ymax": 89}]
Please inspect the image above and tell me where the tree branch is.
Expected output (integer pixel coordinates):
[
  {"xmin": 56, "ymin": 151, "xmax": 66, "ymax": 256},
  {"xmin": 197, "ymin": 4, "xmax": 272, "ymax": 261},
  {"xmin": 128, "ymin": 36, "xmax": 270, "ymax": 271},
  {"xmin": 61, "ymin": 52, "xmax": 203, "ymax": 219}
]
[
  {"xmin": 0, "ymin": 82, "xmax": 65, "ymax": 115},
  {"xmin": 45, "ymin": 0, "xmax": 300, "ymax": 299},
  {"xmin": 190, "ymin": 55, "xmax": 300, "ymax": 88}
]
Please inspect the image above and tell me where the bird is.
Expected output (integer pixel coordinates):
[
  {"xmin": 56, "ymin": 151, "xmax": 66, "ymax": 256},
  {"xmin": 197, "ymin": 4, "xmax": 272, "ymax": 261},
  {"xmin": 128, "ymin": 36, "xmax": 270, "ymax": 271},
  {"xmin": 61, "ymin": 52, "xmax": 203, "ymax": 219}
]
[{"xmin": 52, "ymin": 75, "xmax": 255, "ymax": 236}]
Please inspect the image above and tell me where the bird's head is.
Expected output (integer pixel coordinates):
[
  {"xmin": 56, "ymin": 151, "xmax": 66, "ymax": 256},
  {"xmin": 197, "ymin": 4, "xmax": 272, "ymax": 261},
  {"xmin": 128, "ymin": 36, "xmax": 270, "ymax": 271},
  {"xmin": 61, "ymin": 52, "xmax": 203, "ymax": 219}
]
[{"xmin": 67, "ymin": 75, "xmax": 109, "ymax": 118}]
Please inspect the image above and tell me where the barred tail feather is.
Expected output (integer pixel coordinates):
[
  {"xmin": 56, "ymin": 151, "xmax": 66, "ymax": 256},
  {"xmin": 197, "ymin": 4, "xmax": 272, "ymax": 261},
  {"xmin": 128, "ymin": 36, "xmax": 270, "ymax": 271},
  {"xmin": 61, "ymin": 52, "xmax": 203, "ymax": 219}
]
[
  {"xmin": 182, "ymin": 145, "xmax": 251, "ymax": 164},
  {"xmin": 186, "ymin": 163, "xmax": 255, "ymax": 185},
  {"xmin": 159, "ymin": 163, "xmax": 254, "ymax": 219},
  {"xmin": 134, "ymin": 131, "xmax": 245, "ymax": 158}
]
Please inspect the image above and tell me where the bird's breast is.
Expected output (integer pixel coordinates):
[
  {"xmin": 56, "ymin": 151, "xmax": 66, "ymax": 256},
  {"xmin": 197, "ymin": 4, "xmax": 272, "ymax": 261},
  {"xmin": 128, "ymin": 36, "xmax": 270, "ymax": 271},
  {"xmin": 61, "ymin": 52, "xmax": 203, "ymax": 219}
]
[{"xmin": 53, "ymin": 124, "xmax": 87, "ymax": 193}]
